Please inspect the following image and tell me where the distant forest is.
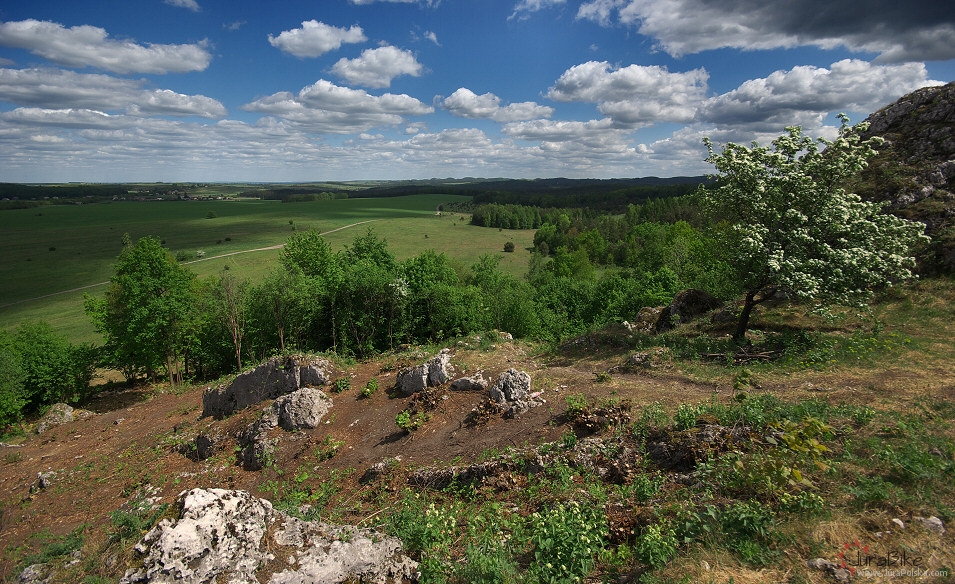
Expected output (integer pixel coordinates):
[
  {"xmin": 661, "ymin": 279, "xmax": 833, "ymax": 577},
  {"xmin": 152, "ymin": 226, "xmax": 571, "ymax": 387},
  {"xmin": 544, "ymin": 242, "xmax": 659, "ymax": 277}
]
[{"xmin": 0, "ymin": 177, "xmax": 709, "ymax": 209}]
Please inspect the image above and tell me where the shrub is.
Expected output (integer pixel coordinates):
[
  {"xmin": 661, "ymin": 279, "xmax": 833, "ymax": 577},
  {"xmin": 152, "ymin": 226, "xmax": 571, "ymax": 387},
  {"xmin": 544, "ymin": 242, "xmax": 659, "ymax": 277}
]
[
  {"xmin": 528, "ymin": 501, "xmax": 606, "ymax": 582},
  {"xmin": 332, "ymin": 377, "xmax": 350, "ymax": 394},
  {"xmin": 359, "ymin": 378, "xmax": 379, "ymax": 399},
  {"xmin": 503, "ymin": 241, "xmax": 515, "ymax": 252}
]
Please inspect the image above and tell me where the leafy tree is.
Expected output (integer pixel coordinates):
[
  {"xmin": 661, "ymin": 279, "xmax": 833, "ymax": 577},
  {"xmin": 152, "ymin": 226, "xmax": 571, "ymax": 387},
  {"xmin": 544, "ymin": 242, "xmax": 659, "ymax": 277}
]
[
  {"xmin": 699, "ymin": 117, "xmax": 928, "ymax": 341},
  {"xmin": 214, "ymin": 274, "xmax": 249, "ymax": 372},
  {"xmin": 0, "ymin": 333, "xmax": 26, "ymax": 426},
  {"xmin": 85, "ymin": 235, "xmax": 196, "ymax": 383}
]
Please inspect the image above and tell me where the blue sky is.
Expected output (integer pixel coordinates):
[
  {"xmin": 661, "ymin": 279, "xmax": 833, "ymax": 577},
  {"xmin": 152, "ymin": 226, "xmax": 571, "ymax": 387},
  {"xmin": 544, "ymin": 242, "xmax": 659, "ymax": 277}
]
[{"xmin": 0, "ymin": 0, "xmax": 952, "ymax": 182}]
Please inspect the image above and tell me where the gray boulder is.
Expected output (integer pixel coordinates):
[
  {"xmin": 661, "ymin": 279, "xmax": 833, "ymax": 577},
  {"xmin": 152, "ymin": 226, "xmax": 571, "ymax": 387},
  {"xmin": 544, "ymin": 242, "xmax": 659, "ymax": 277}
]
[
  {"xmin": 396, "ymin": 363, "xmax": 428, "ymax": 397},
  {"xmin": 36, "ymin": 403, "xmax": 74, "ymax": 434},
  {"xmin": 396, "ymin": 349, "xmax": 453, "ymax": 396},
  {"xmin": 121, "ymin": 488, "xmax": 418, "ymax": 584},
  {"xmin": 235, "ymin": 387, "xmax": 333, "ymax": 470},
  {"xmin": 202, "ymin": 356, "xmax": 330, "ymax": 419},
  {"xmin": 450, "ymin": 373, "xmax": 488, "ymax": 392},
  {"xmin": 273, "ymin": 387, "xmax": 332, "ymax": 431},
  {"xmin": 489, "ymin": 369, "xmax": 532, "ymax": 405}
]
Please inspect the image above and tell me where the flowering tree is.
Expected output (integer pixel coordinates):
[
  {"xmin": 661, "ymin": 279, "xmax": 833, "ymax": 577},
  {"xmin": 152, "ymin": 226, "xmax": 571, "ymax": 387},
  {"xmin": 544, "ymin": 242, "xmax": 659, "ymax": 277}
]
[{"xmin": 699, "ymin": 116, "xmax": 928, "ymax": 341}]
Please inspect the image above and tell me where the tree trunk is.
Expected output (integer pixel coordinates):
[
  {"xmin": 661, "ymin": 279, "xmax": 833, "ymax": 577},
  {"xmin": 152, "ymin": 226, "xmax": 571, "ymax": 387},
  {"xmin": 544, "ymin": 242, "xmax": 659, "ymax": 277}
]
[
  {"xmin": 166, "ymin": 352, "xmax": 175, "ymax": 387},
  {"xmin": 733, "ymin": 291, "xmax": 758, "ymax": 343}
]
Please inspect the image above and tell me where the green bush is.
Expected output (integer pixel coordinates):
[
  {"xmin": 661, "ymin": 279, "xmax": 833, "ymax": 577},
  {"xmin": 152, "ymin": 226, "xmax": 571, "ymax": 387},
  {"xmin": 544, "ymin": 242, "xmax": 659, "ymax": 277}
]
[{"xmin": 528, "ymin": 501, "xmax": 606, "ymax": 583}]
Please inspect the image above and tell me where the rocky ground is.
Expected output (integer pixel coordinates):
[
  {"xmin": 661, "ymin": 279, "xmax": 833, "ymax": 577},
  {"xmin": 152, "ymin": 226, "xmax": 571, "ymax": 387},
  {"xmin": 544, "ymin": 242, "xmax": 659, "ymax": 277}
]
[{"xmin": 2, "ymin": 281, "xmax": 955, "ymax": 583}]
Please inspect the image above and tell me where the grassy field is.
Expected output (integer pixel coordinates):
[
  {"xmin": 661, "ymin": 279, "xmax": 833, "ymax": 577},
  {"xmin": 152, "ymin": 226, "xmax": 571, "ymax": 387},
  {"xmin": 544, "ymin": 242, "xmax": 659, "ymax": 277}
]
[{"xmin": 0, "ymin": 195, "xmax": 536, "ymax": 343}]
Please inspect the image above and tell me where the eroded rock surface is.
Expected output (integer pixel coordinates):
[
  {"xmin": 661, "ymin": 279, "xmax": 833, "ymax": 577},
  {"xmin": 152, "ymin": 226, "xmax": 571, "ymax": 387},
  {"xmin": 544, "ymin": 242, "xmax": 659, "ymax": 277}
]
[
  {"xmin": 121, "ymin": 488, "xmax": 418, "ymax": 584},
  {"xmin": 396, "ymin": 349, "xmax": 453, "ymax": 396},
  {"xmin": 202, "ymin": 356, "xmax": 331, "ymax": 419}
]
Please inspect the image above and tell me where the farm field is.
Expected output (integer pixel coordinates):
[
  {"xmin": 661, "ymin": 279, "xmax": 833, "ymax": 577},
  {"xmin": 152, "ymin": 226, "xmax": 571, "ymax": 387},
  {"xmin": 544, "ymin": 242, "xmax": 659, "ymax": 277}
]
[{"xmin": 0, "ymin": 194, "xmax": 536, "ymax": 344}]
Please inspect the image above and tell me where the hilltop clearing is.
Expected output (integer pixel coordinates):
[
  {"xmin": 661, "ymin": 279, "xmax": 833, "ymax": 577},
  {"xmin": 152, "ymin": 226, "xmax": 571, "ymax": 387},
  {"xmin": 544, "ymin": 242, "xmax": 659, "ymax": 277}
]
[{"xmin": 2, "ymin": 277, "xmax": 954, "ymax": 583}]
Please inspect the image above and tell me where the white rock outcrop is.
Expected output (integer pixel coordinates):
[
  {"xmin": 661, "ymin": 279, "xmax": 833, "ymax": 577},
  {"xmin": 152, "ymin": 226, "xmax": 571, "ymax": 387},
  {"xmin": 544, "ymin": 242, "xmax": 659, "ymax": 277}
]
[{"xmin": 121, "ymin": 488, "xmax": 418, "ymax": 584}]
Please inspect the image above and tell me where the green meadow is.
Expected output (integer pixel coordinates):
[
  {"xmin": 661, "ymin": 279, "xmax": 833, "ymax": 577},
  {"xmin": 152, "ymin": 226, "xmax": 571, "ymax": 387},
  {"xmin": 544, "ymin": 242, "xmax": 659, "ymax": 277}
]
[{"xmin": 0, "ymin": 194, "xmax": 536, "ymax": 343}]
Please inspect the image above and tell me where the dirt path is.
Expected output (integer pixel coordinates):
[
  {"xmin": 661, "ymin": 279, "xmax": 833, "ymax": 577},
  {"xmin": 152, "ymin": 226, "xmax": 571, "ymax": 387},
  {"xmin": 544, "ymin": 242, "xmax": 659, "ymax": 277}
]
[{"xmin": 0, "ymin": 219, "xmax": 379, "ymax": 309}]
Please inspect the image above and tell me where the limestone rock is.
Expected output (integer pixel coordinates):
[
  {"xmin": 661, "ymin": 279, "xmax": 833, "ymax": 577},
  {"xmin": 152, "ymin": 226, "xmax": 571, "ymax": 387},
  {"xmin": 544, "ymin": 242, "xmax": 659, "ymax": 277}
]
[
  {"xmin": 396, "ymin": 349, "xmax": 453, "ymax": 396},
  {"xmin": 858, "ymin": 81, "xmax": 955, "ymax": 273},
  {"xmin": 202, "ymin": 356, "xmax": 331, "ymax": 419},
  {"xmin": 450, "ymin": 373, "xmax": 488, "ymax": 392},
  {"xmin": 914, "ymin": 515, "xmax": 946, "ymax": 535},
  {"xmin": 627, "ymin": 307, "xmax": 664, "ymax": 334},
  {"xmin": 121, "ymin": 488, "xmax": 418, "ymax": 584},
  {"xmin": 121, "ymin": 488, "xmax": 273, "ymax": 584},
  {"xmin": 36, "ymin": 403, "xmax": 73, "ymax": 434},
  {"xmin": 272, "ymin": 387, "xmax": 332, "ymax": 431},
  {"xmin": 16, "ymin": 564, "xmax": 50, "ymax": 584},
  {"xmin": 29, "ymin": 472, "xmax": 56, "ymax": 493},
  {"xmin": 489, "ymin": 369, "xmax": 531, "ymax": 405}
]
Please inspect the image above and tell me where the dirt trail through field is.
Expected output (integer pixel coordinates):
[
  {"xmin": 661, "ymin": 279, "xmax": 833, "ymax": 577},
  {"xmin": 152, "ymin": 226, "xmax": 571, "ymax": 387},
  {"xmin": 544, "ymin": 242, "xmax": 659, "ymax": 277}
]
[{"xmin": 0, "ymin": 219, "xmax": 379, "ymax": 309}]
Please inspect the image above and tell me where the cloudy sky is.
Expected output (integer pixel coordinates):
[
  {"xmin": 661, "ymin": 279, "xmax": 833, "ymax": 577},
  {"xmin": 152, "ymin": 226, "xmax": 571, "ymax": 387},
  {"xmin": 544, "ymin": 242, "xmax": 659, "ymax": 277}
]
[{"xmin": 0, "ymin": 0, "xmax": 952, "ymax": 182}]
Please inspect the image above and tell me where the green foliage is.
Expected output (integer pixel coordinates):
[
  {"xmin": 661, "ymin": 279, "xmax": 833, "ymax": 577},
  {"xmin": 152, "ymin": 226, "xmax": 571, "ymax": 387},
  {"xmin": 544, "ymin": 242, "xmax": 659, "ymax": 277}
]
[
  {"xmin": 0, "ymin": 322, "xmax": 97, "ymax": 422},
  {"xmin": 0, "ymin": 334, "xmax": 27, "ymax": 426},
  {"xmin": 386, "ymin": 494, "xmax": 459, "ymax": 579},
  {"xmin": 700, "ymin": 117, "xmax": 928, "ymax": 339},
  {"xmin": 313, "ymin": 435, "xmax": 345, "ymax": 462},
  {"xmin": 359, "ymin": 377, "xmax": 379, "ymax": 399},
  {"xmin": 528, "ymin": 500, "xmax": 606, "ymax": 583},
  {"xmin": 332, "ymin": 377, "xmax": 351, "ymax": 394},
  {"xmin": 17, "ymin": 527, "xmax": 86, "ymax": 571},
  {"xmin": 396, "ymin": 409, "xmax": 429, "ymax": 432},
  {"xmin": 673, "ymin": 402, "xmax": 705, "ymax": 430},
  {"xmin": 85, "ymin": 235, "xmax": 196, "ymax": 382},
  {"xmin": 564, "ymin": 393, "xmax": 589, "ymax": 417},
  {"xmin": 635, "ymin": 522, "xmax": 677, "ymax": 569}
]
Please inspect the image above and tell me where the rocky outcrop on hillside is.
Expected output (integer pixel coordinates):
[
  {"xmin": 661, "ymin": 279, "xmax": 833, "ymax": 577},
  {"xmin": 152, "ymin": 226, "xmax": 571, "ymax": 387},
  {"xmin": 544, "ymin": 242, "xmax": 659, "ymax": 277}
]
[
  {"xmin": 236, "ymin": 387, "xmax": 333, "ymax": 470},
  {"xmin": 201, "ymin": 355, "xmax": 331, "ymax": 419},
  {"xmin": 119, "ymin": 488, "xmax": 419, "ymax": 584},
  {"xmin": 856, "ymin": 81, "xmax": 955, "ymax": 272},
  {"xmin": 395, "ymin": 349, "xmax": 453, "ymax": 396}
]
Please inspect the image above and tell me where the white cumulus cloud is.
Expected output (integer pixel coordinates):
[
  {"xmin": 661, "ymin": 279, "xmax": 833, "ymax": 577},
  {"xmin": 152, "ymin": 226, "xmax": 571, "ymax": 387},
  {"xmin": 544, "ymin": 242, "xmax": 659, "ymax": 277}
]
[
  {"xmin": 438, "ymin": 88, "xmax": 553, "ymax": 122},
  {"xmin": 0, "ymin": 68, "xmax": 227, "ymax": 118},
  {"xmin": 241, "ymin": 78, "xmax": 432, "ymax": 133},
  {"xmin": 331, "ymin": 45, "xmax": 423, "ymax": 88},
  {"xmin": 509, "ymin": 0, "xmax": 566, "ymax": 20},
  {"xmin": 0, "ymin": 19, "xmax": 212, "ymax": 74},
  {"xmin": 700, "ymin": 60, "xmax": 942, "ymax": 130},
  {"xmin": 547, "ymin": 61, "xmax": 709, "ymax": 127},
  {"xmin": 268, "ymin": 21, "xmax": 367, "ymax": 58}
]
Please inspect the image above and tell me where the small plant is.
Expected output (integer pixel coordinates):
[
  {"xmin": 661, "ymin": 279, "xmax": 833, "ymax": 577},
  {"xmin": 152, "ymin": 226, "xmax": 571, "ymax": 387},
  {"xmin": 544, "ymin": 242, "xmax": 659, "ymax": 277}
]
[
  {"xmin": 673, "ymin": 402, "xmax": 705, "ymax": 430},
  {"xmin": 594, "ymin": 371, "xmax": 613, "ymax": 383},
  {"xmin": 565, "ymin": 393, "xmax": 589, "ymax": 417},
  {"xmin": 332, "ymin": 377, "xmax": 351, "ymax": 394},
  {"xmin": 205, "ymin": 210, "xmax": 216, "ymax": 219},
  {"xmin": 635, "ymin": 521, "xmax": 677, "ymax": 569},
  {"xmin": 396, "ymin": 410, "xmax": 429, "ymax": 432},
  {"xmin": 314, "ymin": 435, "xmax": 345, "ymax": 462},
  {"xmin": 359, "ymin": 378, "xmax": 379, "ymax": 399}
]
